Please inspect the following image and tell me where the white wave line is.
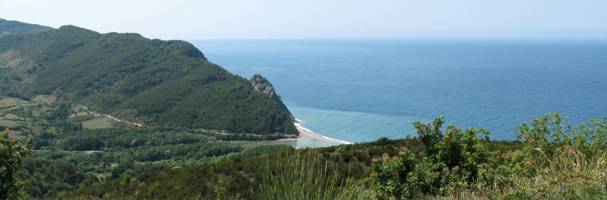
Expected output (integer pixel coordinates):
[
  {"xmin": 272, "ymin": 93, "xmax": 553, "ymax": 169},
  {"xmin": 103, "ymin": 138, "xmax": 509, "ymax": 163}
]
[{"xmin": 294, "ymin": 119, "xmax": 352, "ymax": 145}]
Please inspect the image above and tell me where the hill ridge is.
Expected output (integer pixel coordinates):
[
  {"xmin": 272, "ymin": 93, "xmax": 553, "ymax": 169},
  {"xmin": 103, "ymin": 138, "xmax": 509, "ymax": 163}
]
[{"xmin": 0, "ymin": 19, "xmax": 297, "ymax": 135}]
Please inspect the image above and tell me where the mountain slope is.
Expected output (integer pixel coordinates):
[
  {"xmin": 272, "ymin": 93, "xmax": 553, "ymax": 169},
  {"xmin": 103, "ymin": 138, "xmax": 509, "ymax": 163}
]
[
  {"xmin": 0, "ymin": 20, "xmax": 297, "ymax": 135},
  {"xmin": 0, "ymin": 18, "xmax": 51, "ymax": 36}
]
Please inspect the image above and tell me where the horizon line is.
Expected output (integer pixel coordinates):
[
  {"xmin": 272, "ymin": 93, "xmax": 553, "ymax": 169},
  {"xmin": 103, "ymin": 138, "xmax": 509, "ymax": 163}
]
[{"xmin": 183, "ymin": 36, "xmax": 607, "ymax": 41}]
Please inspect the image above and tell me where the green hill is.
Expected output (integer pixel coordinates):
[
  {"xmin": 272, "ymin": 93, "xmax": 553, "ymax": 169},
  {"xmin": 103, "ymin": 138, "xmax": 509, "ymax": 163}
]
[
  {"xmin": 0, "ymin": 20, "xmax": 296, "ymax": 135},
  {"xmin": 0, "ymin": 18, "xmax": 52, "ymax": 36}
]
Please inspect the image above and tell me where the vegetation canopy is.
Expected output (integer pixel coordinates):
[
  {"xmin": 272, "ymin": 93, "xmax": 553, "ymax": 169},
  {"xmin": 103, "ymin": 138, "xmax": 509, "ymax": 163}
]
[{"xmin": 0, "ymin": 19, "xmax": 296, "ymax": 135}]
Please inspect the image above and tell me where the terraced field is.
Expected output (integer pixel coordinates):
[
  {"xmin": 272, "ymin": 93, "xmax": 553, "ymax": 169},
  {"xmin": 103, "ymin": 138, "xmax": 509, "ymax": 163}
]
[
  {"xmin": 0, "ymin": 97, "xmax": 28, "ymax": 129},
  {"xmin": 0, "ymin": 96, "xmax": 126, "ymax": 132}
]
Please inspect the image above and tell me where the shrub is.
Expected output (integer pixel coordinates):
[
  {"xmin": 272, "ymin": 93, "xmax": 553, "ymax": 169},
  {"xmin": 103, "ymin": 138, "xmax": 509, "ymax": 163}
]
[
  {"xmin": 373, "ymin": 117, "xmax": 491, "ymax": 199},
  {"xmin": 504, "ymin": 113, "xmax": 607, "ymax": 198}
]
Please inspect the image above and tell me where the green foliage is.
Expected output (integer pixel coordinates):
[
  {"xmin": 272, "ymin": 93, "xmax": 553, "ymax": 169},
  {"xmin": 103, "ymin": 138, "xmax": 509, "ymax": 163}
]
[
  {"xmin": 373, "ymin": 151, "xmax": 416, "ymax": 198},
  {"xmin": 53, "ymin": 153, "xmax": 273, "ymax": 200},
  {"xmin": 503, "ymin": 113, "xmax": 607, "ymax": 198},
  {"xmin": 20, "ymin": 126, "xmax": 247, "ymax": 198},
  {"xmin": 374, "ymin": 114, "xmax": 607, "ymax": 199},
  {"xmin": 374, "ymin": 117, "xmax": 491, "ymax": 199},
  {"xmin": 0, "ymin": 131, "xmax": 31, "ymax": 199},
  {"xmin": 0, "ymin": 97, "xmax": 282, "ymax": 198},
  {"xmin": 516, "ymin": 113, "xmax": 607, "ymax": 166},
  {"xmin": 6, "ymin": 91, "xmax": 607, "ymax": 199},
  {"xmin": 53, "ymin": 137, "xmax": 407, "ymax": 199},
  {"xmin": 0, "ymin": 21, "xmax": 296, "ymax": 135},
  {"xmin": 50, "ymin": 114, "xmax": 607, "ymax": 199}
]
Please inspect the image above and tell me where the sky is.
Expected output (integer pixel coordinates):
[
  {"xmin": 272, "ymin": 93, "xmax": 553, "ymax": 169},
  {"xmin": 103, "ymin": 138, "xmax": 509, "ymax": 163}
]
[{"xmin": 1, "ymin": 0, "xmax": 606, "ymax": 40}]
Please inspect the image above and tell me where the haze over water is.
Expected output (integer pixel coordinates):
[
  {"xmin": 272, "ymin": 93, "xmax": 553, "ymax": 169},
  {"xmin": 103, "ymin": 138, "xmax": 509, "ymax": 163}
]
[{"xmin": 192, "ymin": 39, "xmax": 607, "ymax": 143}]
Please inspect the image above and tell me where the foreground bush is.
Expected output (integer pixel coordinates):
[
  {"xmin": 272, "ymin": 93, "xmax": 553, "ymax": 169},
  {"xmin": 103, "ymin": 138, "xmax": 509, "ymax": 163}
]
[
  {"xmin": 373, "ymin": 116, "xmax": 493, "ymax": 199},
  {"xmin": 373, "ymin": 113, "xmax": 607, "ymax": 199},
  {"xmin": 500, "ymin": 113, "xmax": 607, "ymax": 199}
]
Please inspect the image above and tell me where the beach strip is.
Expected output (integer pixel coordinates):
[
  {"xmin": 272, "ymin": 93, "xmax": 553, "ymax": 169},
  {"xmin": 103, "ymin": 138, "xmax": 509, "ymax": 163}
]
[{"xmin": 289, "ymin": 120, "xmax": 352, "ymax": 145}]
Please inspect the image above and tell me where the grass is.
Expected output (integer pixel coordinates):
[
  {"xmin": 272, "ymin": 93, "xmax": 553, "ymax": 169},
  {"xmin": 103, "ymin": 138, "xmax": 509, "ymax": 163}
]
[
  {"xmin": 0, "ymin": 58, "xmax": 6, "ymax": 67},
  {"xmin": 32, "ymin": 95, "xmax": 57, "ymax": 105},
  {"xmin": 0, "ymin": 50, "xmax": 15, "ymax": 67},
  {"xmin": 437, "ymin": 150, "xmax": 607, "ymax": 199},
  {"xmin": 0, "ymin": 118, "xmax": 21, "ymax": 128},
  {"xmin": 0, "ymin": 98, "xmax": 19, "ymax": 109},
  {"xmin": 82, "ymin": 117, "xmax": 115, "ymax": 129},
  {"xmin": 502, "ymin": 148, "xmax": 606, "ymax": 199},
  {"xmin": 258, "ymin": 150, "xmax": 375, "ymax": 200},
  {"xmin": 69, "ymin": 114, "xmax": 96, "ymax": 123},
  {"xmin": 1, "ymin": 113, "xmax": 21, "ymax": 120},
  {"xmin": 0, "ymin": 97, "xmax": 31, "ymax": 130},
  {"xmin": 0, "ymin": 50, "xmax": 33, "ymax": 71}
]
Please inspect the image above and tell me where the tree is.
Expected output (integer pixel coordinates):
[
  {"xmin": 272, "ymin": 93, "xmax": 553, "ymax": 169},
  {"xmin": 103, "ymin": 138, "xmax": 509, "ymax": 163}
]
[{"xmin": 0, "ymin": 129, "xmax": 31, "ymax": 199}]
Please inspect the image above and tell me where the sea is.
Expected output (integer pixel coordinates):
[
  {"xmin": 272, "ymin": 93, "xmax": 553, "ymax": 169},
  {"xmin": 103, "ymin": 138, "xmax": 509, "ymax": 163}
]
[{"xmin": 191, "ymin": 39, "xmax": 607, "ymax": 146}]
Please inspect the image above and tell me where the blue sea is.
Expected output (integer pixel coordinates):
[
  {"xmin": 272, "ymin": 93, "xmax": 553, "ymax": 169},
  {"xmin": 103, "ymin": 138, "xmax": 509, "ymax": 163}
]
[{"xmin": 191, "ymin": 39, "xmax": 607, "ymax": 145}]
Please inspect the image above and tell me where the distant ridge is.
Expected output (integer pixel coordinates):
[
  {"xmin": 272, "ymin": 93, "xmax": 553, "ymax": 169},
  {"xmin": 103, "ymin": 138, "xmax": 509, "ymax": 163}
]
[
  {"xmin": 0, "ymin": 19, "xmax": 297, "ymax": 135},
  {"xmin": 0, "ymin": 18, "xmax": 52, "ymax": 35}
]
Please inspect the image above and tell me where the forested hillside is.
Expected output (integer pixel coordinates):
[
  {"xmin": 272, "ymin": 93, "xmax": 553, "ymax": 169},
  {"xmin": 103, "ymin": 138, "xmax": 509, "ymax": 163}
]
[
  {"xmin": 0, "ymin": 19, "xmax": 51, "ymax": 36},
  {"xmin": 0, "ymin": 19, "xmax": 296, "ymax": 135}
]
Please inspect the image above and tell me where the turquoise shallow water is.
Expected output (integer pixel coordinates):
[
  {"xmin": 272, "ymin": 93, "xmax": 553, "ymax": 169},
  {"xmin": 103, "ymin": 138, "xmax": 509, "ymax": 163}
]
[{"xmin": 191, "ymin": 39, "xmax": 607, "ymax": 144}]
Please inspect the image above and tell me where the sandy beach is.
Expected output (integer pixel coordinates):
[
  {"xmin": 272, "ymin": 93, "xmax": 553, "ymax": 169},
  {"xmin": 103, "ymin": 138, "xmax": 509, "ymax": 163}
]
[{"xmin": 280, "ymin": 119, "xmax": 352, "ymax": 146}]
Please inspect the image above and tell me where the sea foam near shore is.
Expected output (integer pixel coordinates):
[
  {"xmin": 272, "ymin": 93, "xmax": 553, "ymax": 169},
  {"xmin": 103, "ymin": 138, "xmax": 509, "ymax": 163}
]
[
  {"xmin": 279, "ymin": 119, "xmax": 351, "ymax": 148},
  {"xmin": 294, "ymin": 119, "xmax": 352, "ymax": 144}
]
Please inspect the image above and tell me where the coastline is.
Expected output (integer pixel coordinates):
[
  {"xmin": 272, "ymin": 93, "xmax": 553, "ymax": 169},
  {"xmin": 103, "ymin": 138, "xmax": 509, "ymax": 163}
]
[{"xmin": 280, "ymin": 119, "xmax": 352, "ymax": 147}]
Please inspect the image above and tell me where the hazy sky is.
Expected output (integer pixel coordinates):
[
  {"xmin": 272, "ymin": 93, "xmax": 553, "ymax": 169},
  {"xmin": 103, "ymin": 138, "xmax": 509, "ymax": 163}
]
[{"xmin": 1, "ymin": 0, "xmax": 606, "ymax": 40}]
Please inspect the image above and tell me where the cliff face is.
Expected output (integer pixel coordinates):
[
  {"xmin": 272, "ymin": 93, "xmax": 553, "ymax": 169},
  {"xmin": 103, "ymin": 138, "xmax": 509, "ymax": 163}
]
[
  {"xmin": 250, "ymin": 74, "xmax": 296, "ymax": 123},
  {"xmin": 250, "ymin": 74, "xmax": 278, "ymax": 100}
]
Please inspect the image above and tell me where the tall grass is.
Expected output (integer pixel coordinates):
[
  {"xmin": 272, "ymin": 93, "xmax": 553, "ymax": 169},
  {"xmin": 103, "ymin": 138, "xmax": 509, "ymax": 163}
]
[
  {"xmin": 258, "ymin": 150, "xmax": 374, "ymax": 200},
  {"xmin": 436, "ymin": 114, "xmax": 607, "ymax": 199},
  {"xmin": 441, "ymin": 148, "xmax": 607, "ymax": 199}
]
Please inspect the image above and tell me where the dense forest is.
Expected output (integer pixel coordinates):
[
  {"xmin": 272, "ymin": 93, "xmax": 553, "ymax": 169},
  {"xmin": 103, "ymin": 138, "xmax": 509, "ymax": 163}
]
[{"xmin": 0, "ymin": 19, "xmax": 296, "ymax": 135}]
